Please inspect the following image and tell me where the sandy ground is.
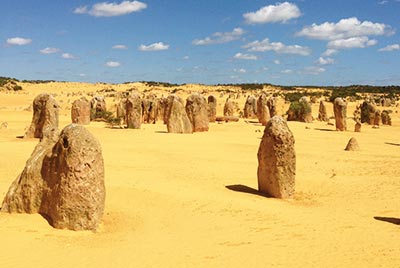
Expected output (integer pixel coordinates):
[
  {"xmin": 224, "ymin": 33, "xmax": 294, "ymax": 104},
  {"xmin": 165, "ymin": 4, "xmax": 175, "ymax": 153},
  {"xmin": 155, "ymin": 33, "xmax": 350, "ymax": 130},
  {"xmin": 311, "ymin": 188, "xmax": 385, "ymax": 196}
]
[{"xmin": 0, "ymin": 83, "xmax": 399, "ymax": 268}]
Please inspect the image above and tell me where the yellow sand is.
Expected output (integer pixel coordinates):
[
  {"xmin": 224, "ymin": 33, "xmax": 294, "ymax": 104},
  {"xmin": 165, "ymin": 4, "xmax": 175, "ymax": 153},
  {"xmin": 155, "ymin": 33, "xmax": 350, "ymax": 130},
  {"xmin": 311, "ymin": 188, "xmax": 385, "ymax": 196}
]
[{"xmin": 0, "ymin": 82, "xmax": 399, "ymax": 267}]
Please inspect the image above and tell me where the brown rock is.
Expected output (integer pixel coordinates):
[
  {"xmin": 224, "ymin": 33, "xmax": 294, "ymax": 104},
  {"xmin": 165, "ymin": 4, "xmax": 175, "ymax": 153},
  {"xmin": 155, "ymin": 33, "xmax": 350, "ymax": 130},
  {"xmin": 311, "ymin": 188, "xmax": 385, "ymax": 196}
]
[
  {"xmin": 40, "ymin": 124, "xmax": 105, "ymax": 231},
  {"xmin": 318, "ymin": 101, "xmax": 328, "ymax": 121},
  {"xmin": 360, "ymin": 101, "xmax": 376, "ymax": 125},
  {"xmin": 116, "ymin": 98, "xmax": 127, "ymax": 124},
  {"xmin": 345, "ymin": 137, "xmax": 360, "ymax": 151},
  {"xmin": 125, "ymin": 94, "xmax": 142, "ymax": 129},
  {"xmin": 71, "ymin": 97, "xmax": 90, "ymax": 125},
  {"xmin": 166, "ymin": 95, "xmax": 193, "ymax": 134},
  {"xmin": 373, "ymin": 110, "xmax": 381, "ymax": 126},
  {"xmin": 1, "ymin": 137, "xmax": 57, "ymax": 213},
  {"xmin": 299, "ymin": 97, "xmax": 313, "ymax": 123},
  {"xmin": 142, "ymin": 95, "xmax": 158, "ymax": 124},
  {"xmin": 256, "ymin": 93, "xmax": 270, "ymax": 126},
  {"xmin": 266, "ymin": 96, "xmax": 277, "ymax": 117},
  {"xmin": 381, "ymin": 110, "xmax": 392, "ymax": 125},
  {"xmin": 207, "ymin": 95, "xmax": 217, "ymax": 123},
  {"xmin": 185, "ymin": 93, "xmax": 209, "ymax": 132},
  {"xmin": 333, "ymin": 97, "xmax": 347, "ymax": 131},
  {"xmin": 157, "ymin": 97, "xmax": 167, "ymax": 122},
  {"xmin": 244, "ymin": 95, "xmax": 257, "ymax": 119},
  {"xmin": 24, "ymin": 93, "xmax": 59, "ymax": 139},
  {"xmin": 354, "ymin": 121, "xmax": 362, "ymax": 132},
  {"xmin": 215, "ymin": 116, "xmax": 239, "ymax": 122},
  {"xmin": 223, "ymin": 98, "xmax": 236, "ymax": 117},
  {"xmin": 257, "ymin": 116, "xmax": 296, "ymax": 198},
  {"xmin": 90, "ymin": 96, "xmax": 106, "ymax": 120}
]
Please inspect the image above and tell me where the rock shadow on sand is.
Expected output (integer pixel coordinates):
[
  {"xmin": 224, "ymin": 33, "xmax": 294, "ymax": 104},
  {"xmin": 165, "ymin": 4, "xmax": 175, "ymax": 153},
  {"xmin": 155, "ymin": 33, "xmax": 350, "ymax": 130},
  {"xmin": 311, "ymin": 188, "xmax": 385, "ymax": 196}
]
[
  {"xmin": 225, "ymin": 184, "xmax": 271, "ymax": 198},
  {"xmin": 374, "ymin": 216, "xmax": 400, "ymax": 226}
]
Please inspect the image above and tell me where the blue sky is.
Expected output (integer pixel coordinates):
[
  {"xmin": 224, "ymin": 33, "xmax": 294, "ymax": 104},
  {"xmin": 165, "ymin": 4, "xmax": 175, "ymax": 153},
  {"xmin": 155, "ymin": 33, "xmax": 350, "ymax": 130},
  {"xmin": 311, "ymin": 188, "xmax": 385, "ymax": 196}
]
[{"xmin": 1, "ymin": 0, "xmax": 399, "ymax": 85}]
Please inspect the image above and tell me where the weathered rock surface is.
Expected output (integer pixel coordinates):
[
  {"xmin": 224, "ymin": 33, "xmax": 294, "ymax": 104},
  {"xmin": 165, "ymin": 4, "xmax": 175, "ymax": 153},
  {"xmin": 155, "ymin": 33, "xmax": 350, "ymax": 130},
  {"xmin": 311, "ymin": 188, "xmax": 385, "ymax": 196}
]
[
  {"xmin": 318, "ymin": 101, "xmax": 328, "ymax": 122},
  {"xmin": 166, "ymin": 95, "xmax": 193, "ymax": 134},
  {"xmin": 24, "ymin": 93, "xmax": 59, "ymax": 139},
  {"xmin": 256, "ymin": 93, "xmax": 270, "ymax": 126},
  {"xmin": 185, "ymin": 93, "xmax": 209, "ymax": 132},
  {"xmin": 381, "ymin": 110, "xmax": 392, "ymax": 125},
  {"xmin": 244, "ymin": 95, "xmax": 257, "ymax": 119},
  {"xmin": 333, "ymin": 97, "xmax": 347, "ymax": 131},
  {"xmin": 71, "ymin": 97, "xmax": 90, "ymax": 125},
  {"xmin": 1, "ymin": 137, "xmax": 57, "ymax": 213},
  {"xmin": 345, "ymin": 137, "xmax": 360, "ymax": 151},
  {"xmin": 354, "ymin": 121, "xmax": 362, "ymax": 132},
  {"xmin": 360, "ymin": 101, "xmax": 376, "ymax": 125},
  {"xmin": 142, "ymin": 95, "xmax": 157, "ymax": 124},
  {"xmin": 125, "ymin": 94, "xmax": 142, "ymax": 129},
  {"xmin": 257, "ymin": 116, "xmax": 296, "ymax": 199},
  {"xmin": 223, "ymin": 98, "xmax": 236, "ymax": 117},
  {"xmin": 286, "ymin": 97, "xmax": 312, "ymax": 123},
  {"xmin": 207, "ymin": 95, "xmax": 217, "ymax": 123},
  {"xmin": 90, "ymin": 96, "xmax": 106, "ymax": 120},
  {"xmin": 40, "ymin": 124, "xmax": 105, "ymax": 231}
]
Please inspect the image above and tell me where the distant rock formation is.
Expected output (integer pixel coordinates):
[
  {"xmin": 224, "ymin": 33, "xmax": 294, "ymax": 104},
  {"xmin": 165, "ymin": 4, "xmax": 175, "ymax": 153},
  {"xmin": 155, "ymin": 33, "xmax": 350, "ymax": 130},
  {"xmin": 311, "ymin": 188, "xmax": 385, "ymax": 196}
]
[
  {"xmin": 185, "ymin": 93, "xmax": 209, "ymax": 132},
  {"xmin": 333, "ymin": 97, "xmax": 347, "ymax": 131},
  {"xmin": 256, "ymin": 93, "xmax": 270, "ymax": 126},
  {"xmin": 317, "ymin": 101, "xmax": 328, "ymax": 122},
  {"xmin": 166, "ymin": 95, "xmax": 193, "ymax": 134},
  {"xmin": 207, "ymin": 95, "xmax": 217, "ymax": 123},
  {"xmin": 243, "ymin": 95, "xmax": 257, "ymax": 119},
  {"xmin": 125, "ymin": 94, "xmax": 142, "ymax": 129},
  {"xmin": 90, "ymin": 96, "xmax": 106, "ymax": 121},
  {"xmin": 24, "ymin": 93, "xmax": 59, "ymax": 139},
  {"xmin": 71, "ymin": 97, "xmax": 90, "ymax": 125},
  {"xmin": 257, "ymin": 116, "xmax": 296, "ymax": 198}
]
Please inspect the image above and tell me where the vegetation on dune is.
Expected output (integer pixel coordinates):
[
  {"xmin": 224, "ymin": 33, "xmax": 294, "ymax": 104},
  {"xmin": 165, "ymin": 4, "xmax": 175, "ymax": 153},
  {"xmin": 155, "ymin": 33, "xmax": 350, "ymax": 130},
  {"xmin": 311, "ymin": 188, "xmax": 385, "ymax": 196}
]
[{"xmin": 0, "ymin": 77, "xmax": 22, "ymax": 91}]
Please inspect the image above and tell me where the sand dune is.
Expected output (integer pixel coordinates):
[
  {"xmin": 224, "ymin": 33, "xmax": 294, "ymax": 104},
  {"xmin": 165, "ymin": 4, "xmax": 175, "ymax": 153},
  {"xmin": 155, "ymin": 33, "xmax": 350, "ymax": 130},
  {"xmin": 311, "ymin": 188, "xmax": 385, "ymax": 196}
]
[{"xmin": 0, "ymin": 82, "xmax": 399, "ymax": 267}]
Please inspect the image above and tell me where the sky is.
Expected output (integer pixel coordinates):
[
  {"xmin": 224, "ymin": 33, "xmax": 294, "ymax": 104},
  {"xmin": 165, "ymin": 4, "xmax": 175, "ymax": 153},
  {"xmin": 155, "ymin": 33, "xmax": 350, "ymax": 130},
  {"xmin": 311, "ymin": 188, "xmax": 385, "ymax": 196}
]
[{"xmin": 1, "ymin": 0, "xmax": 399, "ymax": 86}]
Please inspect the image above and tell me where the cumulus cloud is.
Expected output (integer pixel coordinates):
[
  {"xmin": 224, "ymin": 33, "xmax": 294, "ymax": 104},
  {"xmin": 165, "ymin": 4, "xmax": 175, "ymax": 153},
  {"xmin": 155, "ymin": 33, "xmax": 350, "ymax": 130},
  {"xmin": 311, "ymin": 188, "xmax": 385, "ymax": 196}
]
[
  {"xmin": 234, "ymin": 68, "xmax": 247, "ymax": 73},
  {"xmin": 316, "ymin": 57, "xmax": 334, "ymax": 65},
  {"xmin": 322, "ymin": 49, "xmax": 338, "ymax": 56},
  {"xmin": 233, "ymin": 53, "xmax": 258, "ymax": 60},
  {"xmin": 296, "ymin": 17, "xmax": 392, "ymax": 40},
  {"xmin": 138, "ymin": 42, "xmax": 169, "ymax": 51},
  {"xmin": 327, "ymin": 36, "xmax": 377, "ymax": 49},
  {"xmin": 243, "ymin": 38, "xmax": 311, "ymax": 56},
  {"xmin": 301, "ymin": 66, "xmax": 326, "ymax": 75},
  {"xmin": 281, "ymin": 69, "xmax": 293, "ymax": 74},
  {"xmin": 192, "ymin": 28, "xmax": 245, "ymax": 45},
  {"xmin": 112, "ymin": 44, "xmax": 128, "ymax": 49},
  {"xmin": 183, "ymin": 56, "xmax": 190, "ymax": 60},
  {"xmin": 6, "ymin": 37, "xmax": 32, "ymax": 46},
  {"xmin": 273, "ymin": 60, "xmax": 281, "ymax": 64},
  {"xmin": 105, "ymin": 61, "xmax": 121, "ymax": 67},
  {"xmin": 40, "ymin": 47, "xmax": 60, "ymax": 54},
  {"xmin": 379, "ymin": 44, "xmax": 400, "ymax": 52},
  {"xmin": 74, "ymin": 1, "xmax": 147, "ymax": 17},
  {"xmin": 243, "ymin": 2, "xmax": 301, "ymax": 24},
  {"xmin": 62, "ymin": 53, "xmax": 77, "ymax": 59}
]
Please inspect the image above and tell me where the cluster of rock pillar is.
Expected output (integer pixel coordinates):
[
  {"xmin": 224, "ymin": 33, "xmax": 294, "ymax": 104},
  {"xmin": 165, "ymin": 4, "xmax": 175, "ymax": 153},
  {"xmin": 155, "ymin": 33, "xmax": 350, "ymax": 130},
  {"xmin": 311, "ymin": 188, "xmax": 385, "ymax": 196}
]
[{"xmin": 3, "ymin": 93, "xmax": 105, "ymax": 231}]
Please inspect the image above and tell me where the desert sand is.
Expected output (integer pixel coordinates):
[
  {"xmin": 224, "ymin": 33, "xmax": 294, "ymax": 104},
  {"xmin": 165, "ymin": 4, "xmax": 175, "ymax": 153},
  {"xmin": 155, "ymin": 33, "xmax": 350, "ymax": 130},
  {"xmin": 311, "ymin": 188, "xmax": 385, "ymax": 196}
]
[{"xmin": 0, "ymin": 82, "xmax": 399, "ymax": 267}]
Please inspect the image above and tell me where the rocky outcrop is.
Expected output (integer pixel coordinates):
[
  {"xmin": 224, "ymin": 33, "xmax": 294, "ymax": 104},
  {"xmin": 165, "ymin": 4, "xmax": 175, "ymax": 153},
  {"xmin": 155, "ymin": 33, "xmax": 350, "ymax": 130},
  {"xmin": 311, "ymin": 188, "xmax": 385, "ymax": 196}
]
[
  {"xmin": 333, "ymin": 97, "xmax": 347, "ymax": 131},
  {"xmin": 71, "ymin": 97, "xmax": 90, "ymax": 125},
  {"xmin": 318, "ymin": 101, "xmax": 328, "ymax": 122},
  {"xmin": 185, "ymin": 93, "xmax": 209, "ymax": 132},
  {"xmin": 24, "ymin": 93, "xmax": 59, "ymax": 139},
  {"xmin": 166, "ymin": 95, "xmax": 193, "ymax": 134},
  {"xmin": 90, "ymin": 96, "xmax": 106, "ymax": 120},
  {"xmin": 125, "ymin": 94, "xmax": 142, "ymax": 129},
  {"xmin": 257, "ymin": 93, "xmax": 270, "ymax": 126},
  {"xmin": 257, "ymin": 116, "xmax": 296, "ymax": 198},
  {"xmin": 244, "ymin": 95, "xmax": 257, "ymax": 119}
]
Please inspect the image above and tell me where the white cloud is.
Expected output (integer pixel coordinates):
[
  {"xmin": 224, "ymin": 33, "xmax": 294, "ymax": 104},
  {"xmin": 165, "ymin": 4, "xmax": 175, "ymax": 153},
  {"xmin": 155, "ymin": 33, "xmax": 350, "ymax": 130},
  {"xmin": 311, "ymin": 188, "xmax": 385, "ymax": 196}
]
[
  {"xmin": 74, "ymin": 1, "xmax": 147, "ymax": 17},
  {"xmin": 62, "ymin": 53, "xmax": 77, "ymax": 59},
  {"xmin": 40, "ymin": 47, "xmax": 60, "ymax": 54},
  {"xmin": 105, "ymin": 61, "xmax": 121, "ymax": 67},
  {"xmin": 296, "ymin": 17, "xmax": 392, "ymax": 40},
  {"xmin": 301, "ymin": 66, "xmax": 326, "ymax": 75},
  {"xmin": 273, "ymin": 59, "xmax": 281, "ymax": 64},
  {"xmin": 243, "ymin": 2, "xmax": 301, "ymax": 24},
  {"xmin": 233, "ymin": 52, "xmax": 258, "ymax": 60},
  {"xmin": 183, "ymin": 55, "xmax": 190, "ymax": 60},
  {"xmin": 243, "ymin": 38, "xmax": 311, "ymax": 56},
  {"xmin": 192, "ymin": 28, "xmax": 245, "ymax": 45},
  {"xmin": 138, "ymin": 42, "xmax": 169, "ymax": 51},
  {"xmin": 378, "ymin": 0, "xmax": 388, "ymax": 4},
  {"xmin": 281, "ymin": 69, "xmax": 293, "ymax": 74},
  {"xmin": 379, "ymin": 44, "xmax": 400, "ymax": 52},
  {"xmin": 327, "ymin": 36, "xmax": 377, "ymax": 49},
  {"xmin": 322, "ymin": 49, "xmax": 338, "ymax": 56},
  {"xmin": 79, "ymin": 73, "xmax": 86, "ymax": 77},
  {"xmin": 112, "ymin": 44, "xmax": 128, "ymax": 49},
  {"xmin": 234, "ymin": 68, "xmax": 247, "ymax": 73},
  {"xmin": 316, "ymin": 57, "xmax": 334, "ymax": 65},
  {"xmin": 6, "ymin": 37, "xmax": 32, "ymax": 46}
]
